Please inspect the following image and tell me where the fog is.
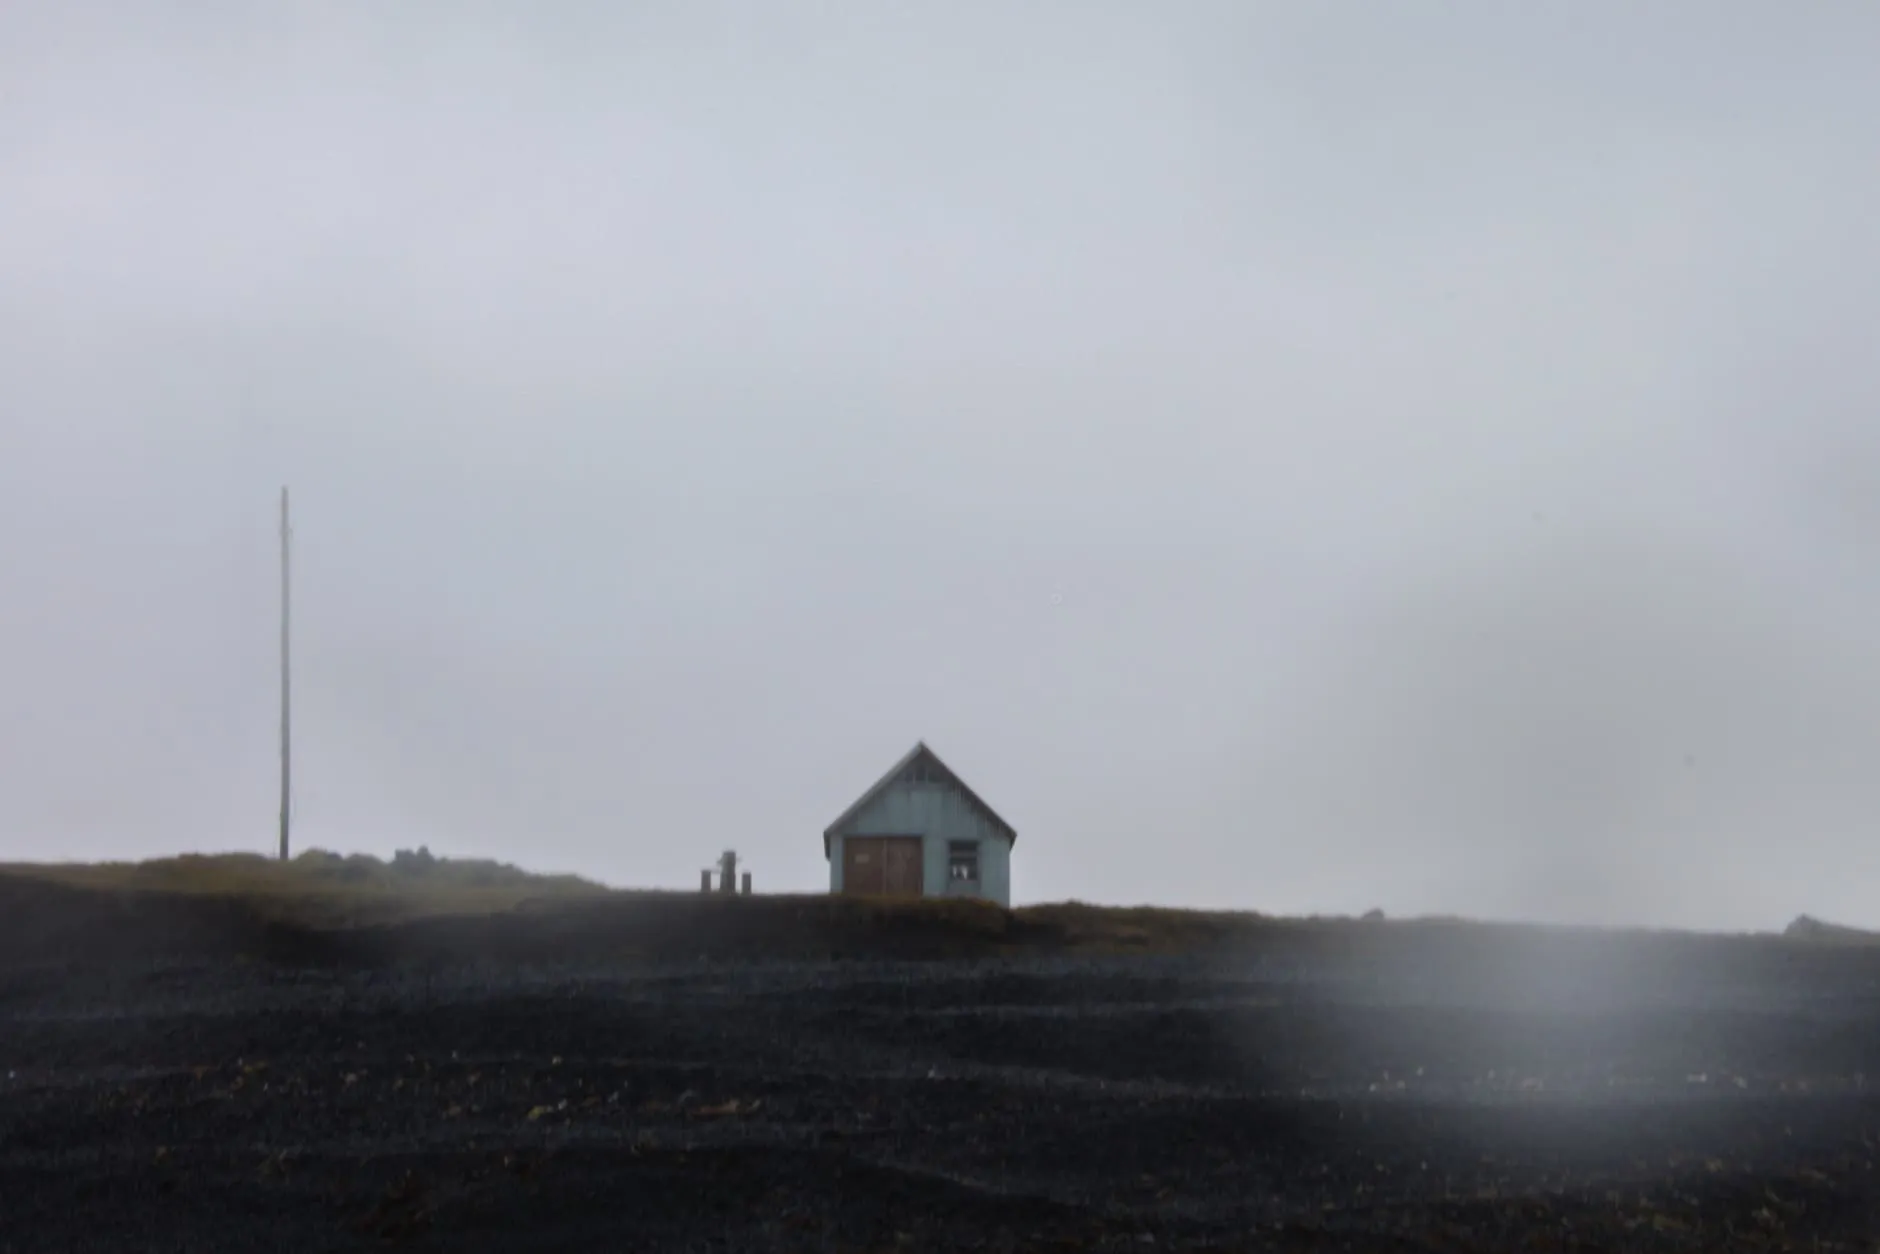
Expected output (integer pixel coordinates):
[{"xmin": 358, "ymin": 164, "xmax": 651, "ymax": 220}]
[{"xmin": 3, "ymin": 3, "xmax": 1877, "ymax": 930}]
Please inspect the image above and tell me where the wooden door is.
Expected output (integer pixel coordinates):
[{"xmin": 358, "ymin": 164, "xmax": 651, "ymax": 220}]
[
  {"xmin": 842, "ymin": 836, "xmax": 923, "ymax": 897},
  {"xmin": 882, "ymin": 837, "xmax": 923, "ymax": 896},
  {"xmin": 843, "ymin": 838, "xmax": 884, "ymax": 895}
]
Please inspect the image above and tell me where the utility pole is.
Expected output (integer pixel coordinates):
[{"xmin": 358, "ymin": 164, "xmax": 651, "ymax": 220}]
[{"xmin": 279, "ymin": 487, "xmax": 292, "ymax": 862}]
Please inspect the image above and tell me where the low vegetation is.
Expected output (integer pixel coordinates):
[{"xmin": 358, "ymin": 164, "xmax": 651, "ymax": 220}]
[
  {"xmin": 0, "ymin": 852, "xmax": 1864, "ymax": 971},
  {"xmin": 0, "ymin": 848, "xmax": 609, "ymax": 929},
  {"xmin": 0, "ymin": 854, "xmax": 1290, "ymax": 949},
  {"xmin": 0, "ymin": 852, "xmax": 1326, "ymax": 965}
]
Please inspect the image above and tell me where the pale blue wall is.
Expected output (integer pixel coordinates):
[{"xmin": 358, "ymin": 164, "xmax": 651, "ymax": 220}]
[
  {"xmin": 826, "ymin": 778, "xmax": 1014, "ymax": 907},
  {"xmin": 977, "ymin": 833, "xmax": 1011, "ymax": 907}
]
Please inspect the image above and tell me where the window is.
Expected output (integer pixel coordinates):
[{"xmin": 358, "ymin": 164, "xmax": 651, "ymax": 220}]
[{"xmin": 948, "ymin": 840, "xmax": 980, "ymax": 883}]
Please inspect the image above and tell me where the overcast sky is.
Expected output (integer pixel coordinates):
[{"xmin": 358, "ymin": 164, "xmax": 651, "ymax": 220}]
[{"xmin": 3, "ymin": 3, "xmax": 1877, "ymax": 930}]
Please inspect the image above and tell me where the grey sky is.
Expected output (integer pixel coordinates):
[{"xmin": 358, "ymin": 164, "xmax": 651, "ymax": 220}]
[{"xmin": 3, "ymin": 3, "xmax": 1877, "ymax": 930}]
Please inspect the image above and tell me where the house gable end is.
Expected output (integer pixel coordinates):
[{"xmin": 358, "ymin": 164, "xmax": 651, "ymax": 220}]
[{"xmin": 823, "ymin": 742, "xmax": 1016, "ymax": 857}]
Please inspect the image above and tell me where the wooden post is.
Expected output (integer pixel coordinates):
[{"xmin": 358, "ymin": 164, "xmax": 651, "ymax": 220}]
[
  {"xmin": 740, "ymin": 871, "xmax": 751, "ymax": 896},
  {"xmin": 278, "ymin": 487, "xmax": 292, "ymax": 863},
  {"xmin": 700, "ymin": 869, "xmax": 712, "ymax": 893}
]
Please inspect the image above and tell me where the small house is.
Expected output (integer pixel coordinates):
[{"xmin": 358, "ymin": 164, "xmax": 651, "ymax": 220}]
[{"xmin": 823, "ymin": 741, "xmax": 1016, "ymax": 907}]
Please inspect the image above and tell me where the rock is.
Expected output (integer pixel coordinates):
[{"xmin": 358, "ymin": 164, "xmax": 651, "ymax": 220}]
[{"xmin": 1784, "ymin": 914, "xmax": 1879, "ymax": 943}]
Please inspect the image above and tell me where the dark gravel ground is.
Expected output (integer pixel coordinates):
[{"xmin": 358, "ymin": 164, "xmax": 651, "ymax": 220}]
[{"xmin": 5, "ymin": 923, "xmax": 1880, "ymax": 1251}]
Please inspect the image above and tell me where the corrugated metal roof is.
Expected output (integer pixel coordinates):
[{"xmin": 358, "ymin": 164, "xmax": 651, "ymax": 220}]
[{"xmin": 822, "ymin": 741, "xmax": 1017, "ymax": 857}]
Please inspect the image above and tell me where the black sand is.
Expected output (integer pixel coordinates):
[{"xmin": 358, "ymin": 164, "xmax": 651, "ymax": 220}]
[{"xmin": 2, "ymin": 884, "xmax": 1877, "ymax": 1251}]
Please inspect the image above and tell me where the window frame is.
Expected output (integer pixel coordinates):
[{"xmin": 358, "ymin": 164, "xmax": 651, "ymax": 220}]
[{"xmin": 947, "ymin": 839, "xmax": 980, "ymax": 883}]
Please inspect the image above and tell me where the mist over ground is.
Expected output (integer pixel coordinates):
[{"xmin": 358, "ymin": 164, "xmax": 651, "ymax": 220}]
[{"xmin": 2, "ymin": 3, "xmax": 1877, "ymax": 929}]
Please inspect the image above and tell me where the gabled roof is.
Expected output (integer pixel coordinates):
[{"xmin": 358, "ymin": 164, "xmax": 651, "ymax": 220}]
[{"xmin": 823, "ymin": 741, "xmax": 1017, "ymax": 857}]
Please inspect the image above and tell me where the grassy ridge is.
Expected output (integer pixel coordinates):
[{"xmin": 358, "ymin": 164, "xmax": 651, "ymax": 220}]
[
  {"xmin": 0, "ymin": 852, "xmax": 1262, "ymax": 943},
  {"xmin": 2, "ymin": 852, "xmax": 1875, "ymax": 972},
  {"xmin": 0, "ymin": 852, "xmax": 1296, "ymax": 964},
  {"xmin": 0, "ymin": 849, "xmax": 610, "ymax": 929}
]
